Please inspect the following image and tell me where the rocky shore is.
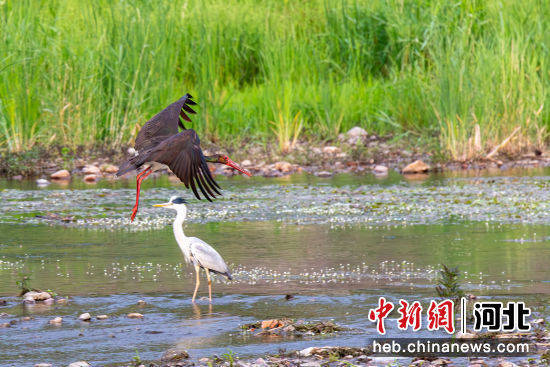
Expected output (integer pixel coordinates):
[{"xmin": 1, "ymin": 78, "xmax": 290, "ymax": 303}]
[
  {"xmin": 1, "ymin": 127, "xmax": 549, "ymax": 182},
  {"xmin": 2, "ymin": 295, "xmax": 546, "ymax": 367}
]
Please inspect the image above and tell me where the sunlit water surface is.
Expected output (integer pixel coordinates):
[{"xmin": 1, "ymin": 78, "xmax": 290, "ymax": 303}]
[{"xmin": 0, "ymin": 170, "xmax": 549, "ymax": 365}]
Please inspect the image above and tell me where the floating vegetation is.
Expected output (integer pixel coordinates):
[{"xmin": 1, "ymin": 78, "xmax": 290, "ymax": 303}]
[
  {"xmin": 0, "ymin": 175, "xmax": 549, "ymax": 230},
  {"xmin": 241, "ymin": 318, "xmax": 348, "ymax": 337}
]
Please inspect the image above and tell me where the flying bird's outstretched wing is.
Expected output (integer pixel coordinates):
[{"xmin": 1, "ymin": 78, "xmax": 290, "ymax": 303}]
[
  {"xmin": 148, "ymin": 129, "xmax": 221, "ymax": 201},
  {"xmin": 134, "ymin": 94, "xmax": 197, "ymax": 152}
]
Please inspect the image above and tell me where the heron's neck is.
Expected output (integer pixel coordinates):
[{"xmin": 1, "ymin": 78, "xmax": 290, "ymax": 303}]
[{"xmin": 173, "ymin": 209, "xmax": 191, "ymax": 261}]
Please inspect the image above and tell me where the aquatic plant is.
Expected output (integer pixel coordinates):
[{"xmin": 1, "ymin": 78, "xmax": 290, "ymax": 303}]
[
  {"xmin": 220, "ymin": 349, "xmax": 237, "ymax": 366},
  {"xmin": 15, "ymin": 272, "xmax": 32, "ymax": 296},
  {"xmin": 435, "ymin": 264, "xmax": 465, "ymax": 301},
  {"xmin": 0, "ymin": 0, "xmax": 547, "ymax": 157}
]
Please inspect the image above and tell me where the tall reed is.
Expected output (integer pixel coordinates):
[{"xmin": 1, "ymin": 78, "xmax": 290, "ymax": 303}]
[{"xmin": 0, "ymin": 0, "xmax": 547, "ymax": 158}]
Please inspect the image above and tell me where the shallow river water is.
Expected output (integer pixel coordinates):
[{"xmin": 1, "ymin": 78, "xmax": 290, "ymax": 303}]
[{"xmin": 0, "ymin": 170, "xmax": 549, "ymax": 366}]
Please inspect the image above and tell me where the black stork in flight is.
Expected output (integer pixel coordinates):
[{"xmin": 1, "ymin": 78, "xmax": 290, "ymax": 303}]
[{"xmin": 117, "ymin": 94, "xmax": 251, "ymax": 221}]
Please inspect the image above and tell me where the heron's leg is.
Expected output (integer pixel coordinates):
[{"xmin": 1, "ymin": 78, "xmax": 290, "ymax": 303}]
[
  {"xmin": 191, "ymin": 264, "xmax": 201, "ymax": 303},
  {"xmin": 205, "ymin": 268, "xmax": 212, "ymax": 303},
  {"xmin": 130, "ymin": 167, "xmax": 152, "ymax": 221}
]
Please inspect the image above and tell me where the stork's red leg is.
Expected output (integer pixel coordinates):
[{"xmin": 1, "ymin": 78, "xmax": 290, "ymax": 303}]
[{"xmin": 130, "ymin": 167, "xmax": 153, "ymax": 222}]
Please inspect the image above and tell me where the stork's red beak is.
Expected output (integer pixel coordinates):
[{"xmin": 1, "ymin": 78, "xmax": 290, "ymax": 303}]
[{"xmin": 225, "ymin": 158, "xmax": 251, "ymax": 176}]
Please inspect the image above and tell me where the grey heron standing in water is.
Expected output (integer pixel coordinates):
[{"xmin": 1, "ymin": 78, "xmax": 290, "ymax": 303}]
[{"xmin": 153, "ymin": 196, "xmax": 232, "ymax": 303}]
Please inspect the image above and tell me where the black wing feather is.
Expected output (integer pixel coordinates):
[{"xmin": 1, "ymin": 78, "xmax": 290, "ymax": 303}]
[{"xmin": 148, "ymin": 130, "xmax": 220, "ymax": 201}]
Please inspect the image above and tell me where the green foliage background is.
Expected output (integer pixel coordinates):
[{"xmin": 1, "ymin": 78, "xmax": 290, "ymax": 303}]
[{"xmin": 0, "ymin": 0, "xmax": 548, "ymax": 158}]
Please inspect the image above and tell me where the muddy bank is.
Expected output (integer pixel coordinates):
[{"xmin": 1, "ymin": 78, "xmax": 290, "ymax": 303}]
[{"xmin": 1, "ymin": 132, "xmax": 549, "ymax": 180}]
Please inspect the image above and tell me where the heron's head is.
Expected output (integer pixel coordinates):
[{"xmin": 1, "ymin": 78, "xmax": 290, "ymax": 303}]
[
  {"xmin": 153, "ymin": 196, "xmax": 188, "ymax": 211},
  {"xmin": 206, "ymin": 154, "xmax": 251, "ymax": 176}
]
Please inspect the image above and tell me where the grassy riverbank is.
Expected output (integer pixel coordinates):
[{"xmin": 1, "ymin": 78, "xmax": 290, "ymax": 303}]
[{"xmin": 1, "ymin": 0, "xmax": 548, "ymax": 159}]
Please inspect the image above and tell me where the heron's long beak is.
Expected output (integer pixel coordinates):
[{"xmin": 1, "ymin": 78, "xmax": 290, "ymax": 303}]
[
  {"xmin": 153, "ymin": 203, "xmax": 171, "ymax": 207},
  {"xmin": 225, "ymin": 158, "xmax": 252, "ymax": 176}
]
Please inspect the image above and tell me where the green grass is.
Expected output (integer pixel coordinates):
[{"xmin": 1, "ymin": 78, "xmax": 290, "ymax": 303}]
[{"xmin": 0, "ymin": 0, "xmax": 548, "ymax": 159}]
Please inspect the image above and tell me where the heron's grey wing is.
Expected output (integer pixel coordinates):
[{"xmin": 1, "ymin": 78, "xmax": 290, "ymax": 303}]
[{"xmin": 189, "ymin": 237, "xmax": 230, "ymax": 275}]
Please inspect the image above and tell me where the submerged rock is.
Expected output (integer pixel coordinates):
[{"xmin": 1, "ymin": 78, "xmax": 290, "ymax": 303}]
[
  {"xmin": 127, "ymin": 312, "xmax": 144, "ymax": 319},
  {"xmin": 83, "ymin": 174, "xmax": 98, "ymax": 183},
  {"xmin": 402, "ymin": 159, "xmax": 430, "ymax": 174},
  {"xmin": 315, "ymin": 171, "xmax": 333, "ymax": 178},
  {"xmin": 96, "ymin": 315, "xmax": 108, "ymax": 320},
  {"xmin": 48, "ymin": 317, "xmax": 62, "ymax": 325},
  {"xmin": 34, "ymin": 364, "xmax": 52, "ymax": 367}
]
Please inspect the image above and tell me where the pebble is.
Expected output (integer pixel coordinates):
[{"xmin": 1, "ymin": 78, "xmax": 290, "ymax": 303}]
[
  {"xmin": 34, "ymin": 364, "xmax": 52, "ymax": 367},
  {"xmin": 402, "ymin": 159, "xmax": 430, "ymax": 174},
  {"xmin": 469, "ymin": 360, "xmax": 487, "ymax": 366},
  {"xmin": 100, "ymin": 164, "xmax": 119, "ymax": 174},
  {"xmin": 137, "ymin": 299, "xmax": 147, "ymax": 306},
  {"xmin": 456, "ymin": 331, "xmax": 477, "ymax": 339},
  {"xmin": 36, "ymin": 179, "xmax": 50, "ymax": 186},
  {"xmin": 300, "ymin": 363, "xmax": 321, "ymax": 367},
  {"xmin": 253, "ymin": 358, "xmax": 268, "ymax": 367},
  {"xmin": 0, "ymin": 322, "xmax": 10, "ymax": 328},
  {"xmin": 50, "ymin": 169, "xmax": 70, "ymax": 179},
  {"xmin": 345, "ymin": 126, "xmax": 368, "ymax": 145},
  {"xmin": 241, "ymin": 159, "xmax": 252, "ymax": 166},
  {"xmin": 23, "ymin": 291, "xmax": 52, "ymax": 301},
  {"xmin": 372, "ymin": 165, "xmax": 388, "ymax": 175},
  {"xmin": 78, "ymin": 312, "xmax": 91, "ymax": 321},
  {"xmin": 67, "ymin": 362, "xmax": 90, "ymax": 367},
  {"xmin": 56, "ymin": 298, "xmax": 68, "ymax": 304},
  {"xmin": 21, "ymin": 316, "xmax": 32, "ymax": 321},
  {"xmin": 127, "ymin": 313, "xmax": 144, "ymax": 319},
  {"xmin": 48, "ymin": 317, "xmax": 62, "ymax": 325},
  {"xmin": 82, "ymin": 165, "xmax": 101, "ymax": 175},
  {"xmin": 274, "ymin": 161, "xmax": 292, "ymax": 173},
  {"xmin": 96, "ymin": 315, "xmax": 108, "ymax": 320},
  {"xmin": 497, "ymin": 362, "xmax": 518, "ymax": 367}
]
